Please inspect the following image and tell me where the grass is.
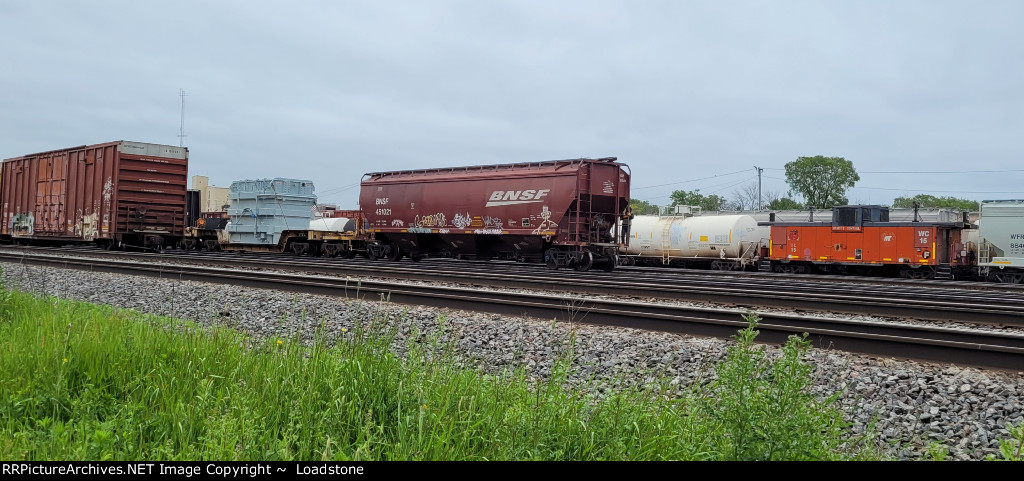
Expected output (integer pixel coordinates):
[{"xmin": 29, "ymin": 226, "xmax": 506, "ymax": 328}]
[{"xmin": 0, "ymin": 284, "xmax": 926, "ymax": 461}]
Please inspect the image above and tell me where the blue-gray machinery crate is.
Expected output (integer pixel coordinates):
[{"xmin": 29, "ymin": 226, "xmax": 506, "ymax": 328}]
[{"xmin": 225, "ymin": 178, "xmax": 316, "ymax": 245}]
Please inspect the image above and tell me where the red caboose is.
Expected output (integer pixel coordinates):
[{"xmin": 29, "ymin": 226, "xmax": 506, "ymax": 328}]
[
  {"xmin": 765, "ymin": 205, "xmax": 972, "ymax": 279},
  {"xmin": 359, "ymin": 157, "xmax": 630, "ymax": 271}
]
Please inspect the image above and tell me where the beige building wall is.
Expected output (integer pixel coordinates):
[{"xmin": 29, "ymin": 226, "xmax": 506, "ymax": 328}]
[{"xmin": 192, "ymin": 175, "xmax": 231, "ymax": 213}]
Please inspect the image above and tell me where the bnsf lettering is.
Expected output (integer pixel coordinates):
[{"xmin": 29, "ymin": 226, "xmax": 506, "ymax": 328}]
[
  {"xmin": 488, "ymin": 189, "xmax": 550, "ymax": 201},
  {"xmin": 485, "ymin": 189, "xmax": 551, "ymax": 206},
  {"xmin": 376, "ymin": 198, "xmax": 389, "ymax": 205}
]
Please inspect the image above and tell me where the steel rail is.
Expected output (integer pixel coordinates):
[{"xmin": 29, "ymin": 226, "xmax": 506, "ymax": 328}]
[
  {"xmin": 3, "ymin": 251, "xmax": 1024, "ymax": 371},
  {"xmin": 3, "ymin": 247, "xmax": 1024, "ymax": 327}
]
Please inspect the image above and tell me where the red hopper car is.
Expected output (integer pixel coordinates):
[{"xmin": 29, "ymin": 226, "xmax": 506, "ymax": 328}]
[{"xmin": 359, "ymin": 157, "xmax": 630, "ymax": 271}]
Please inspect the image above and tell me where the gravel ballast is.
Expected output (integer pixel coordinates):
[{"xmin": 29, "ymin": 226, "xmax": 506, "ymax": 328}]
[{"xmin": 2, "ymin": 261, "xmax": 1022, "ymax": 461}]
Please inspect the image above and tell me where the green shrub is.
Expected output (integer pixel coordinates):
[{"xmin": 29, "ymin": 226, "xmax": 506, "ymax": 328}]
[{"xmin": 692, "ymin": 313, "xmax": 872, "ymax": 460}]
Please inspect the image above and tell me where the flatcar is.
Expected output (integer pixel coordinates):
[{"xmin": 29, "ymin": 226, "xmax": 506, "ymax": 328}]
[
  {"xmin": 359, "ymin": 157, "xmax": 630, "ymax": 271},
  {"xmin": 0, "ymin": 141, "xmax": 189, "ymax": 249},
  {"xmin": 206, "ymin": 178, "xmax": 368, "ymax": 257}
]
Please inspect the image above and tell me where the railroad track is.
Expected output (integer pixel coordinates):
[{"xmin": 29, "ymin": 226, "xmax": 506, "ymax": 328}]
[
  {"xmin": 7, "ymin": 245, "xmax": 1024, "ymax": 328},
  {"xmin": 2, "ymin": 249, "xmax": 1024, "ymax": 371}
]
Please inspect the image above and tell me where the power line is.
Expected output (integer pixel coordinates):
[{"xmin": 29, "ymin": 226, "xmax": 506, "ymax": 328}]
[
  {"xmin": 640, "ymin": 176, "xmax": 758, "ymax": 202},
  {"xmin": 861, "ymin": 168, "xmax": 1024, "ymax": 174},
  {"xmin": 766, "ymin": 174, "xmax": 1019, "ymax": 195},
  {"xmin": 852, "ymin": 186, "xmax": 1023, "ymax": 194},
  {"xmin": 316, "ymin": 183, "xmax": 361, "ymax": 198},
  {"xmin": 734, "ymin": 166, "xmax": 1024, "ymax": 175},
  {"xmin": 708, "ymin": 176, "xmax": 758, "ymax": 194},
  {"xmin": 633, "ymin": 169, "xmax": 750, "ymax": 190}
]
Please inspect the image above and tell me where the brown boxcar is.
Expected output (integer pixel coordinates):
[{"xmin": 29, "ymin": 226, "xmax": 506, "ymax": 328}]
[
  {"xmin": 765, "ymin": 205, "xmax": 971, "ymax": 279},
  {"xmin": 359, "ymin": 157, "xmax": 630, "ymax": 271},
  {"xmin": 1, "ymin": 141, "xmax": 189, "ymax": 249}
]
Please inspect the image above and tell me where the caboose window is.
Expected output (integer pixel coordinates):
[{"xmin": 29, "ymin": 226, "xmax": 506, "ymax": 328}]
[
  {"xmin": 834, "ymin": 207, "xmax": 859, "ymax": 227},
  {"xmin": 863, "ymin": 207, "xmax": 889, "ymax": 222},
  {"xmin": 834, "ymin": 205, "xmax": 889, "ymax": 227}
]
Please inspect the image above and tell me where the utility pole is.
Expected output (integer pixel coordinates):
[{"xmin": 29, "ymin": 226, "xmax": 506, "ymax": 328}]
[{"xmin": 754, "ymin": 166, "xmax": 764, "ymax": 211}]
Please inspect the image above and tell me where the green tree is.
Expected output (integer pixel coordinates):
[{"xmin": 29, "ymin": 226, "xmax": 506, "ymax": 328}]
[
  {"xmin": 629, "ymin": 199, "xmax": 659, "ymax": 215},
  {"xmin": 767, "ymin": 197, "xmax": 803, "ymax": 210},
  {"xmin": 784, "ymin": 156, "xmax": 860, "ymax": 209},
  {"xmin": 669, "ymin": 189, "xmax": 726, "ymax": 213},
  {"xmin": 892, "ymin": 194, "xmax": 979, "ymax": 211}
]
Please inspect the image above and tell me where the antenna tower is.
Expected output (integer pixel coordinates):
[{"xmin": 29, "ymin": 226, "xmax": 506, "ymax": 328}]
[{"xmin": 178, "ymin": 89, "xmax": 188, "ymax": 147}]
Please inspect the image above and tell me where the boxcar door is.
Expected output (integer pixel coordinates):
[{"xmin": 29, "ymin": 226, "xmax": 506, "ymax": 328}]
[{"xmin": 36, "ymin": 155, "xmax": 69, "ymax": 235}]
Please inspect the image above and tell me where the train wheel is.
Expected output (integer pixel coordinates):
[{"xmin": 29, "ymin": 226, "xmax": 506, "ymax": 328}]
[
  {"xmin": 386, "ymin": 244, "xmax": 403, "ymax": 261},
  {"xmin": 992, "ymin": 271, "xmax": 1023, "ymax": 284},
  {"xmin": 776, "ymin": 263, "xmax": 807, "ymax": 274},
  {"xmin": 711, "ymin": 260, "xmax": 738, "ymax": 271},
  {"xmin": 602, "ymin": 255, "xmax": 617, "ymax": 272},
  {"xmin": 900, "ymin": 267, "xmax": 932, "ymax": 279},
  {"xmin": 323, "ymin": 244, "xmax": 338, "ymax": 258},
  {"xmin": 545, "ymin": 249, "xmax": 559, "ymax": 270},
  {"xmin": 574, "ymin": 251, "xmax": 594, "ymax": 272},
  {"xmin": 367, "ymin": 248, "xmax": 379, "ymax": 261}
]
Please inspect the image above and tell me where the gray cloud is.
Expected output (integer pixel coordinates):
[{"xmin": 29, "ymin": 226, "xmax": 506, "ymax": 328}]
[{"xmin": 2, "ymin": 0, "xmax": 1021, "ymax": 208}]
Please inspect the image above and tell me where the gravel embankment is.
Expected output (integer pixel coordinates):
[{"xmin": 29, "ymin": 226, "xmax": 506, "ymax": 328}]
[{"xmin": 2, "ymin": 261, "xmax": 1021, "ymax": 461}]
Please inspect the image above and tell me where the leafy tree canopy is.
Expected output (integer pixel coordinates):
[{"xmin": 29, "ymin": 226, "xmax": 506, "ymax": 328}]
[
  {"xmin": 892, "ymin": 194, "xmax": 979, "ymax": 211},
  {"xmin": 768, "ymin": 197, "xmax": 804, "ymax": 210},
  {"xmin": 784, "ymin": 156, "xmax": 860, "ymax": 209},
  {"xmin": 629, "ymin": 199, "xmax": 659, "ymax": 215},
  {"xmin": 669, "ymin": 189, "xmax": 727, "ymax": 213}
]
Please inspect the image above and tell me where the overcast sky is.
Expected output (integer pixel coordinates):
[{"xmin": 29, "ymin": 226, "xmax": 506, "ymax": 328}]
[{"xmin": 2, "ymin": 0, "xmax": 1022, "ymax": 209}]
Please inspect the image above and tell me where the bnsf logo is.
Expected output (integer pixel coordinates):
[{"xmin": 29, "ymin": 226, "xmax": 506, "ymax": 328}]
[{"xmin": 485, "ymin": 189, "xmax": 551, "ymax": 207}]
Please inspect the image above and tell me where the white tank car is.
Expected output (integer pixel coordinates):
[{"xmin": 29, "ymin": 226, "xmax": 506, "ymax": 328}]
[{"xmin": 623, "ymin": 215, "xmax": 766, "ymax": 269}]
